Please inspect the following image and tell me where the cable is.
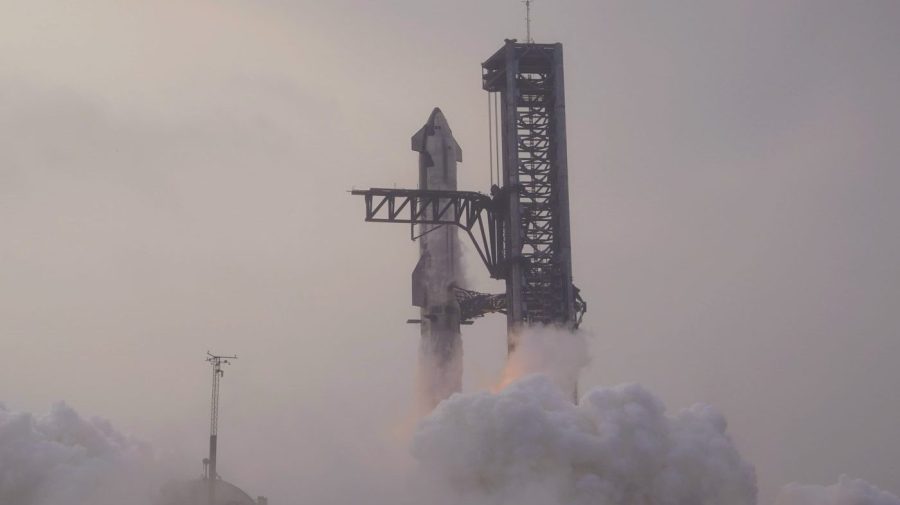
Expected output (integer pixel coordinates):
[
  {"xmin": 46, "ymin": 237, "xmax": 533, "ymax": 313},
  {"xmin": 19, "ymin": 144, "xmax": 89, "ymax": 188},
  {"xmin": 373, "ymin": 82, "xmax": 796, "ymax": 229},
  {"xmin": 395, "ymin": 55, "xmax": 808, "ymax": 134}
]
[
  {"xmin": 488, "ymin": 92, "xmax": 494, "ymax": 187},
  {"xmin": 494, "ymin": 92, "xmax": 502, "ymax": 185}
]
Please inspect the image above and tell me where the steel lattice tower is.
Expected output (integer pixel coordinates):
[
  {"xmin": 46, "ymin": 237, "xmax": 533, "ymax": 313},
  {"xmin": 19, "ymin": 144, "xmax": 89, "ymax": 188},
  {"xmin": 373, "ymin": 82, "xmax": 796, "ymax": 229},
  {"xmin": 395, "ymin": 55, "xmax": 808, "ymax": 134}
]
[
  {"xmin": 205, "ymin": 352, "xmax": 236, "ymax": 488},
  {"xmin": 483, "ymin": 41, "xmax": 576, "ymax": 347}
]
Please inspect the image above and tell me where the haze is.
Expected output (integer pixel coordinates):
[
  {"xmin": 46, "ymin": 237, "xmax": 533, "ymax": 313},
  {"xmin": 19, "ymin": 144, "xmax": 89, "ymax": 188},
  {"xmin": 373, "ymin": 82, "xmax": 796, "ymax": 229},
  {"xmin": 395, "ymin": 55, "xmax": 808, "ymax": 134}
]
[{"xmin": 1, "ymin": 1, "xmax": 898, "ymax": 504}]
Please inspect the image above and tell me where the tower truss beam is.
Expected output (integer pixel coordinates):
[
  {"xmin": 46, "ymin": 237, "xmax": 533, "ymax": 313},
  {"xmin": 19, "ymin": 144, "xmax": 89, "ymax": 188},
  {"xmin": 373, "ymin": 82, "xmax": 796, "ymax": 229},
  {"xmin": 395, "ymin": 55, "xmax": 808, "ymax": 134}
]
[
  {"xmin": 351, "ymin": 188, "xmax": 505, "ymax": 279},
  {"xmin": 482, "ymin": 40, "xmax": 577, "ymax": 338}
]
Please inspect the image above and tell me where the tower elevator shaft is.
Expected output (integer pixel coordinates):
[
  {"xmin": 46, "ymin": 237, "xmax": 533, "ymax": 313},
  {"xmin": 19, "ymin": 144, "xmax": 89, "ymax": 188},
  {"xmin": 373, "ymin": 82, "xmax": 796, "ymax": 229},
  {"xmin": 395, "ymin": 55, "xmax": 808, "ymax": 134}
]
[{"xmin": 483, "ymin": 40, "xmax": 577, "ymax": 349}]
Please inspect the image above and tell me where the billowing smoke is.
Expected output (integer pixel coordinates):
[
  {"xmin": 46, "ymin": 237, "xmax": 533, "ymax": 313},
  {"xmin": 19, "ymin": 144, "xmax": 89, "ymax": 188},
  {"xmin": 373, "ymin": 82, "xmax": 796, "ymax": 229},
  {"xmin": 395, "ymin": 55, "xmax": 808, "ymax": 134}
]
[
  {"xmin": 497, "ymin": 325, "xmax": 591, "ymax": 395},
  {"xmin": 775, "ymin": 476, "xmax": 900, "ymax": 505},
  {"xmin": 417, "ymin": 334, "xmax": 464, "ymax": 414},
  {"xmin": 0, "ymin": 402, "xmax": 163, "ymax": 505},
  {"xmin": 409, "ymin": 326, "xmax": 898, "ymax": 505},
  {"xmin": 412, "ymin": 372, "xmax": 757, "ymax": 505},
  {"xmin": 3, "ymin": 330, "xmax": 894, "ymax": 505}
]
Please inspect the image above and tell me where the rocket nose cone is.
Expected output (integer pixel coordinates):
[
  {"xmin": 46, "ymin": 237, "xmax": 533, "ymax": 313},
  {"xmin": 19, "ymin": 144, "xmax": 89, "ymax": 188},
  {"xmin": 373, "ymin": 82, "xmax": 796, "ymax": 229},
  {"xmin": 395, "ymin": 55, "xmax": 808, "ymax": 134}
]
[
  {"xmin": 427, "ymin": 107, "xmax": 448, "ymax": 130},
  {"xmin": 412, "ymin": 107, "xmax": 462, "ymax": 161}
]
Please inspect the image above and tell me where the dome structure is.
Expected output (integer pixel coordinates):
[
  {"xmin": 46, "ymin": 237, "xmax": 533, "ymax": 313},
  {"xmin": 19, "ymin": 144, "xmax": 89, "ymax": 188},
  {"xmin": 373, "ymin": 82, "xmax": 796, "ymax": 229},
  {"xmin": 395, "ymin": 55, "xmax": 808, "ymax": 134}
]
[{"xmin": 159, "ymin": 478, "xmax": 264, "ymax": 505}]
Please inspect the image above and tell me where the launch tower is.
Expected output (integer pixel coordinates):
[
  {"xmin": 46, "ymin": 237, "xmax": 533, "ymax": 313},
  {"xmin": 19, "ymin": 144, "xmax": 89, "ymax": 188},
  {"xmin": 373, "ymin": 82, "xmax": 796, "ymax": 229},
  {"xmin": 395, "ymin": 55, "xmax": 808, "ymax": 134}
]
[
  {"xmin": 352, "ymin": 38, "xmax": 585, "ymax": 397},
  {"xmin": 482, "ymin": 40, "xmax": 579, "ymax": 342}
]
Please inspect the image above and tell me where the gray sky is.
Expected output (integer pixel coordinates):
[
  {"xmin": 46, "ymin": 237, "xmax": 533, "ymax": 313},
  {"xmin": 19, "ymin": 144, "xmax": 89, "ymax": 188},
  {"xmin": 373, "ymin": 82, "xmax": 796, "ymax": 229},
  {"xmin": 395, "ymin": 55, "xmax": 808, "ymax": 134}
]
[{"xmin": 1, "ymin": 1, "xmax": 898, "ymax": 504}]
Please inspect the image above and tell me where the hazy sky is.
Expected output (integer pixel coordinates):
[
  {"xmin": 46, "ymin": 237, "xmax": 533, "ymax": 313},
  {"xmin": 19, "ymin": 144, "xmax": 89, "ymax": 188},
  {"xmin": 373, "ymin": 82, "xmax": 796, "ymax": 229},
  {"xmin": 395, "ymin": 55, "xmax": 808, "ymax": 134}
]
[{"xmin": 1, "ymin": 1, "xmax": 898, "ymax": 504}]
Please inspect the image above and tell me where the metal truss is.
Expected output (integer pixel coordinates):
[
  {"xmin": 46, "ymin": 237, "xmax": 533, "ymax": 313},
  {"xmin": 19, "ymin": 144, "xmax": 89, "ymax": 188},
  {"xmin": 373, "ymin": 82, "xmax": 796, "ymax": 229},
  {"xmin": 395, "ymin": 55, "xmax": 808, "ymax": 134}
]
[
  {"xmin": 483, "ymin": 41, "xmax": 579, "ymax": 329},
  {"xmin": 516, "ymin": 67, "xmax": 561, "ymax": 325},
  {"xmin": 573, "ymin": 287, "xmax": 587, "ymax": 327},
  {"xmin": 453, "ymin": 286, "xmax": 507, "ymax": 322},
  {"xmin": 351, "ymin": 186, "xmax": 585, "ymax": 327},
  {"xmin": 350, "ymin": 188, "xmax": 505, "ymax": 279}
]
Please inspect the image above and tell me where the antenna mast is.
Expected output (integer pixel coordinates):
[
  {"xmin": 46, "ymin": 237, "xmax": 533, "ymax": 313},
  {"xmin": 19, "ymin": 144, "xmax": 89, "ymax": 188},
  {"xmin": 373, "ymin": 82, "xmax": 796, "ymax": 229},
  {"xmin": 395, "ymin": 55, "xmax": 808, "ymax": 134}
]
[
  {"xmin": 524, "ymin": 0, "xmax": 534, "ymax": 43},
  {"xmin": 205, "ymin": 351, "xmax": 236, "ymax": 483}
]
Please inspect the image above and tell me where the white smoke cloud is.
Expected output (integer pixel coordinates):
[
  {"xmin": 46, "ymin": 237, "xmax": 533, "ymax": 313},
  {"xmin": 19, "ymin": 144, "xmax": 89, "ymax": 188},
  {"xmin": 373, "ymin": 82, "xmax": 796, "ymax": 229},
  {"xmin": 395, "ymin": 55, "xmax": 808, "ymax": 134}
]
[
  {"xmin": 775, "ymin": 476, "xmax": 900, "ymax": 505},
  {"xmin": 412, "ymin": 373, "xmax": 757, "ymax": 505},
  {"xmin": 3, "ymin": 337, "xmax": 892, "ymax": 505},
  {"xmin": 498, "ymin": 326, "xmax": 591, "ymax": 396},
  {"xmin": 417, "ymin": 338, "xmax": 464, "ymax": 415},
  {"xmin": 408, "ymin": 326, "xmax": 894, "ymax": 505},
  {"xmin": 0, "ymin": 402, "xmax": 162, "ymax": 505}
]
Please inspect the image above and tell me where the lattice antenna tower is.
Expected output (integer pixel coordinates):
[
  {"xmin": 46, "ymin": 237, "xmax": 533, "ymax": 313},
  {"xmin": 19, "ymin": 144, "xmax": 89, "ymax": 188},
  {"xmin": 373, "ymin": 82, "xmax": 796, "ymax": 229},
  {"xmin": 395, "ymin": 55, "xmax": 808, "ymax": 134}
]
[
  {"xmin": 524, "ymin": 0, "xmax": 534, "ymax": 43},
  {"xmin": 205, "ymin": 351, "xmax": 236, "ymax": 482}
]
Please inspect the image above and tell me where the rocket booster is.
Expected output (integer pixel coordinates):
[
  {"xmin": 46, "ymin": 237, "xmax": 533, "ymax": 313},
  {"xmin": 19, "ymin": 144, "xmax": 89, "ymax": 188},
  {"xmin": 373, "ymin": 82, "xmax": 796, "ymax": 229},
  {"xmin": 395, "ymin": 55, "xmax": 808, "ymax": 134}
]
[{"xmin": 411, "ymin": 108, "xmax": 464, "ymax": 411}]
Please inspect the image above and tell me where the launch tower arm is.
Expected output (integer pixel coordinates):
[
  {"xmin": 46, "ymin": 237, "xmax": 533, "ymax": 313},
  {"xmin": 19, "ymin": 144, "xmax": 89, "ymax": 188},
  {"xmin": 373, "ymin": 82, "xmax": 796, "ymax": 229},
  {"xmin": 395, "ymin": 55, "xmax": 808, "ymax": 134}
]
[
  {"xmin": 453, "ymin": 286, "xmax": 585, "ymax": 326},
  {"xmin": 352, "ymin": 187, "xmax": 586, "ymax": 329},
  {"xmin": 453, "ymin": 286, "xmax": 507, "ymax": 321},
  {"xmin": 351, "ymin": 188, "xmax": 505, "ymax": 279}
]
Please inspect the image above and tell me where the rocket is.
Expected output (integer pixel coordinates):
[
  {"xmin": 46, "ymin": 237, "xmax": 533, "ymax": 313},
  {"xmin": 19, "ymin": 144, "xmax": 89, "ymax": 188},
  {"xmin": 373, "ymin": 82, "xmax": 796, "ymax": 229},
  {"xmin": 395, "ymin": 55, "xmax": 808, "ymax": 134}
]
[{"xmin": 410, "ymin": 108, "xmax": 464, "ymax": 411}]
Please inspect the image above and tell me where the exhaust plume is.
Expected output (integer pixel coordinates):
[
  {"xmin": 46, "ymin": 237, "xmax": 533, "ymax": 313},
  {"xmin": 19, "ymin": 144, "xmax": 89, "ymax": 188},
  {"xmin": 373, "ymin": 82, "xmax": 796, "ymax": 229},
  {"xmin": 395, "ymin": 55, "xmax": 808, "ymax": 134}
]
[
  {"xmin": 0, "ymin": 402, "xmax": 162, "ymax": 505},
  {"xmin": 775, "ymin": 476, "xmax": 900, "ymax": 505},
  {"xmin": 412, "ymin": 373, "xmax": 757, "ymax": 505},
  {"xmin": 496, "ymin": 326, "xmax": 590, "ymax": 395}
]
